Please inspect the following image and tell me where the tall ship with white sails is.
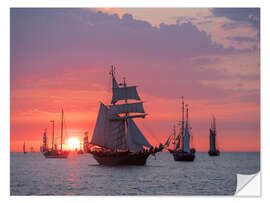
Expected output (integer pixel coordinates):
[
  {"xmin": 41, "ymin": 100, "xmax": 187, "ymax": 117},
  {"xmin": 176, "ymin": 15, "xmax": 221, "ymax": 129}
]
[
  {"xmin": 89, "ymin": 66, "xmax": 163, "ymax": 166},
  {"xmin": 208, "ymin": 115, "xmax": 220, "ymax": 156},
  {"xmin": 165, "ymin": 97, "xmax": 195, "ymax": 161}
]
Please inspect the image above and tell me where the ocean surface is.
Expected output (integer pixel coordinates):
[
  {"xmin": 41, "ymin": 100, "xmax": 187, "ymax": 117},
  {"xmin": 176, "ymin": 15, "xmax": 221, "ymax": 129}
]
[{"xmin": 10, "ymin": 152, "xmax": 260, "ymax": 196}]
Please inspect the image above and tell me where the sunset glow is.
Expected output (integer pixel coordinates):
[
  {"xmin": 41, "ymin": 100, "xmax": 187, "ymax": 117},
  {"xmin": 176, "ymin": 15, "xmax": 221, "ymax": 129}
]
[
  {"xmin": 68, "ymin": 138, "xmax": 80, "ymax": 150},
  {"xmin": 10, "ymin": 8, "xmax": 260, "ymax": 152}
]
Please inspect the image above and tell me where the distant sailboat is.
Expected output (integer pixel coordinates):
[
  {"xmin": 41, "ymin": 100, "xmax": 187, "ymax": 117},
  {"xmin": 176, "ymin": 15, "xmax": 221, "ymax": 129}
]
[
  {"xmin": 23, "ymin": 142, "xmax": 27, "ymax": 154},
  {"xmin": 77, "ymin": 142, "xmax": 84, "ymax": 155},
  {"xmin": 208, "ymin": 115, "xmax": 220, "ymax": 156},
  {"xmin": 41, "ymin": 109, "xmax": 69, "ymax": 158},
  {"xmin": 166, "ymin": 97, "xmax": 195, "ymax": 161},
  {"xmin": 83, "ymin": 131, "xmax": 90, "ymax": 153},
  {"xmin": 30, "ymin": 145, "xmax": 34, "ymax": 152},
  {"xmin": 89, "ymin": 66, "xmax": 162, "ymax": 166}
]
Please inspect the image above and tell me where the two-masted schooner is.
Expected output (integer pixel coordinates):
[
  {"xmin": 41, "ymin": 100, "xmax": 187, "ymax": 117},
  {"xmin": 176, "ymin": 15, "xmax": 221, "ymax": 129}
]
[
  {"xmin": 208, "ymin": 115, "xmax": 220, "ymax": 156},
  {"xmin": 89, "ymin": 66, "xmax": 162, "ymax": 166},
  {"xmin": 165, "ymin": 97, "xmax": 195, "ymax": 161},
  {"xmin": 41, "ymin": 109, "xmax": 69, "ymax": 158}
]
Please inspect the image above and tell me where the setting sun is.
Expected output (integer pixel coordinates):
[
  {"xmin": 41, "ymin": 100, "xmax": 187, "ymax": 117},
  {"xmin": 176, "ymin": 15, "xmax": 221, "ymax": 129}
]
[{"xmin": 68, "ymin": 138, "xmax": 80, "ymax": 150}]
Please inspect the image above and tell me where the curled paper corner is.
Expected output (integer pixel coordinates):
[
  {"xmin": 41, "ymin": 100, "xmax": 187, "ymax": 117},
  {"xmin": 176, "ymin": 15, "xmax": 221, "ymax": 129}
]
[{"xmin": 235, "ymin": 172, "xmax": 260, "ymax": 196}]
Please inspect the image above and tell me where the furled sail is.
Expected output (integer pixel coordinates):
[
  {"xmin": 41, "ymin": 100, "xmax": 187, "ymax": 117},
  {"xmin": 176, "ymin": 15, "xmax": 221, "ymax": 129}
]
[
  {"xmin": 111, "ymin": 86, "xmax": 140, "ymax": 104},
  {"xmin": 110, "ymin": 114, "xmax": 146, "ymax": 120},
  {"xmin": 126, "ymin": 118, "xmax": 152, "ymax": 151},
  {"xmin": 183, "ymin": 120, "xmax": 190, "ymax": 153},
  {"xmin": 110, "ymin": 102, "xmax": 145, "ymax": 115}
]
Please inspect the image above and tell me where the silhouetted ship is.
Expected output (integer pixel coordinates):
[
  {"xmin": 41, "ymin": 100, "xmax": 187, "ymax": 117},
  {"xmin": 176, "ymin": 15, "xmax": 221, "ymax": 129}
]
[
  {"xmin": 23, "ymin": 142, "xmax": 27, "ymax": 154},
  {"xmin": 208, "ymin": 115, "xmax": 220, "ymax": 156},
  {"xmin": 40, "ymin": 109, "xmax": 69, "ymax": 158},
  {"xmin": 77, "ymin": 142, "xmax": 84, "ymax": 155},
  {"xmin": 83, "ymin": 131, "xmax": 90, "ymax": 153},
  {"xmin": 165, "ymin": 97, "xmax": 195, "ymax": 161},
  {"xmin": 89, "ymin": 66, "xmax": 162, "ymax": 166}
]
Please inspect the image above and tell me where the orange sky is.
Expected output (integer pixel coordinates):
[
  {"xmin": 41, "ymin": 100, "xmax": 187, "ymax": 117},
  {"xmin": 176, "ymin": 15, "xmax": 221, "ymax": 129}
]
[{"xmin": 10, "ymin": 8, "xmax": 260, "ymax": 152}]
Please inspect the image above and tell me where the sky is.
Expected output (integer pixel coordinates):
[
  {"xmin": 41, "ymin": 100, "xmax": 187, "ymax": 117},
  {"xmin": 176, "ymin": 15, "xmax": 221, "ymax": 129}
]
[{"xmin": 10, "ymin": 8, "xmax": 260, "ymax": 152}]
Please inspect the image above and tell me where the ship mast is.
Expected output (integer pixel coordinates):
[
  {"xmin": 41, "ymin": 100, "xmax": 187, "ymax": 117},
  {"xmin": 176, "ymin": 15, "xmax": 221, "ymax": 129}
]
[
  {"xmin": 213, "ymin": 115, "xmax": 216, "ymax": 150},
  {"xmin": 43, "ymin": 128, "xmax": 47, "ymax": 150},
  {"xmin": 213, "ymin": 115, "xmax": 216, "ymax": 134},
  {"xmin": 110, "ymin": 65, "xmax": 116, "ymax": 93},
  {"xmin": 110, "ymin": 66, "xmax": 127, "ymax": 150},
  {"xmin": 50, "ymin": 120, "xmax": 55, "ymax": 150},
  {"xmin": 91, "ymin": 66, "xmax": 150, "ymax": 151},
  {"xmin": 186, "ymin": 104, "xmax": 190, "ymax": 148},
  {"xmin": 186, "ymin": 104, "xmax": 188, "ymax": 121},
  {"xmin": 61, "ymin": 109, "xmax": 64, "ymax": 151},
  {"xmin": 181, "ymin": 97, "xmax": 185, "ymax": 150},
  {"xmin": 173, "ymin": 124, "xmax": 176, "ymax": 149}
]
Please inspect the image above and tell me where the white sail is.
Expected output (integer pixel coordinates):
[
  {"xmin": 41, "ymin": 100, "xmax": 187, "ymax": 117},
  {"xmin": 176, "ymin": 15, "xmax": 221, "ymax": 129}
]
[
  {"xmin": 109, "ymin": 119, "xmax": 126, "ymax": 149},
  {"xmin": 126, "ymin": 135, "xmax": 143, "ymax": 151},
  {"xmin": 126, "ymin": 118, "xmax": 152, "ymax": 151},
  {"xmin": 183, "ymin": 121, "xmax": 190, "ymax": 152},
  {"xmin": 91, "ymin": 103, "xmax": 111, "ymax": 148},
  {"xmin": 110, "ymin": 102, "xmax": 145, "ymax": 115},
  {"xmin": 91, "ymin": 102, "xmax": 127, "ymax": 149},
  {"xmin": 111, "ymin": 86, "xmax": 140, "ymax": 104}
]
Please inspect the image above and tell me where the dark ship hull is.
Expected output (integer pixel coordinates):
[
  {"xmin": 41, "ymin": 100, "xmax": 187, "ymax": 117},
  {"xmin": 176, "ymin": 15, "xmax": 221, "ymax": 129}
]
[
  {"xmin": 77, "ymin": 150, "xmax": 84, "ymax": 155},
  {"xmin": 172, "ymin": 150, "xmax": 195, "ymax": 162},
  {"xmin": 91, "ymin": 151, "xmax": 150, "ymax": 166},
  {"xmin": 208, "ymin": 150, "xmax": 220, "ymax": 156},
  {"xmin": 42, "ymin": 150, "xmax": 69, "ymax": 158}
]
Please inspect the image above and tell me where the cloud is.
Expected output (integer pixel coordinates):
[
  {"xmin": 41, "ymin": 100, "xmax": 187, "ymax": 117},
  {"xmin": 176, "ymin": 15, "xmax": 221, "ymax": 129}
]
[
  {"xmin": 10, "ymin": 8, "xmax": 259, "ymax": 101},
  {"xmin": 225, "ymin": 36, "xmax": 257, "ymax": 43},
  {"xmin": 211, "ymin": 8, "xmax": 260, "ymax": 31}
]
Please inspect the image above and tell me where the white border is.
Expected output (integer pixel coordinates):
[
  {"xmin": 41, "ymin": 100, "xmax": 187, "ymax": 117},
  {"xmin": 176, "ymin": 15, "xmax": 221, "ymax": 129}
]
[
  {"xmin": 7, "ymin": 0, "xmax": 265, "ymax": 8},
  {"xmin": 2, "ymin": 0, "xmax": 270, "ymax": 202}
]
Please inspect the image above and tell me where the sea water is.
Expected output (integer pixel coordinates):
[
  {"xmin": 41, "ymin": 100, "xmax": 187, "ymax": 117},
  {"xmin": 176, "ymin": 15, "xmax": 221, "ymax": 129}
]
[{"xmin": 10, "ymin": 152, "xmax": 260, "ymax": 195}]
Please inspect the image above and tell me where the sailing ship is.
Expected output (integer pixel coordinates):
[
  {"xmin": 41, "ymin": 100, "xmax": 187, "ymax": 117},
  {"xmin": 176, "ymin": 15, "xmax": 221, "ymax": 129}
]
[
  {"xmin": 83, "ymin": 131, "xmax": 90, "ymax": 153},
  {"xmin": 41, "ymin": 109, "xmax": 69, "ymax": 158},
  {"xmin": 89, "ymin": 66, "xmax": 162, "ymax": 166},
  {"xmin": 208, "ymin": 115, "xmax": 220, "ymax": 156},
  {"xmin": 165, "ymin": 97, "xmax": 195, "ymax": 161},
  {"xmin": 23, "ymin": 142, "xmax": 27, "ymax": 154},
  {"xmin": 77, "ymin": 142, "xmax": 84, "ymax": 154},
  {"xmin": 30, "ymin": 145, "xmax": 34, "ymax": 152}
]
